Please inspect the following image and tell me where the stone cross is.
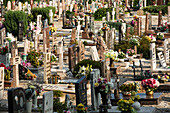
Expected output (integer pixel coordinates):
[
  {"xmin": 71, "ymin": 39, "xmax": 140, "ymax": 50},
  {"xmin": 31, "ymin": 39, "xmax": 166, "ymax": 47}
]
[
  {"xmin": 57, "ymin": 41, "xmax": 63, "ymax": 69},
  {"xmin": 158, "ymin": 11, "xmax": 162, "ymax": 27},
  {"xmin": 10, "ymin": 44, "xmax": 20, "ymax": 87},
  {"xmin": 150, "ymin": 42, "xmax": 156, "ymax": 70},
  {"xmin": 0, "ymin": 67, "xmax": 4, "ymax": 100},
  {"xmin": 7, "ymin": 1, "xmax": 11, "ymax": 10},
  {"xmin": 112, "ymin": 8, "xmax": 115, "ymax": 22}
]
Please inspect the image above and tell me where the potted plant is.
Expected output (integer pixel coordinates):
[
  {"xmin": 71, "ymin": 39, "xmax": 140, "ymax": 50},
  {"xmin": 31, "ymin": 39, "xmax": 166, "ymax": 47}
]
[
  {"xmin": 119, "ymin": 82, "xmax": 139, "ymax": 96},
  {"xmin": 141, "ymin": 78, "xmax": 159, "ymax": 95},
  {"xmin": 118, "ymin": 51, "xmax": 126, "ymax": 62},
  {"xmin": 157, "ymin": 74, "xmax": 169, "ymax": 83},
  {"xmin": 104, "ymin": 50, "xmax": 118, "ymax": 67},
  {"xmin": 117, "ymin": 99, "xmax": 137, "ymax": 113},
  {"xmin": 94, "ymin": 78, "xmax": 111, "ymax": 105},
  {"xmin": 130, "ymin": 91, "xmax": 141, "ymax": 111},
  {"xmin": 126, "ymin": 48, "xmax": 136, "ymax": 61},
  {"xmin": 77, "ymin": 103, "xmax": 88, "ymax": 113}
]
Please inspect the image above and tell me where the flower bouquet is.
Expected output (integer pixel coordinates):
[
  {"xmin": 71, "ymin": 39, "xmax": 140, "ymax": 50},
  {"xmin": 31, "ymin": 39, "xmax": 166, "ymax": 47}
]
[
  {"xmin": 118, "ymin": 51, "xmax": 126, "ymax": 62},
  {"xmin": 157, "ymin": 74, "xmax": 169, "ymax": 83},
  {"xmin": 119, "ymin": 82, "xmax": 140, "ymax": 96},
  {"xmin": 156, "ymin": 33, "xmax": 164, "ymax": 40},
  {"xmin": 141, "ymin": 78, "xmax": 159, "ymax": 95},
  {"xmin": 145, "ymin": 34, "xmax": 156, "ymax": 43},
  {"xmin": 129, "ymin": 38, "xmax": 140, "ymax": 46},
  {"xmin": 0, "ymin": 46, "xmax": 8, "ymax": 55},
  {"xmin": 133, "ymin": 15, "xmax": 139, "ymax": 21},
  {"xmin": 117, "ymin": 99, "xmax": 137, "ymax": 113},
  {"xmin": 104, "ymin": 50, "xmax": 118, "ymax": 61},
  {"xmin": 77, "ymin": 103, "xmax": 88, "ymax": 113},
  {"xmin": 94, "ymin": 78, "xmax": 110, "ymax": 104},
  {"xmin": 25, "ymin": 69, "xmax": 37, "ymax": 80},
  {"xmin": 75, "ymin": 64, "xmax": 93, "ymax": 80},
  {"xmin": 160, "ymin": 22, "xmax": 169, "ymax": 32},
  {"xmin": 0, "ymin": 63, "xmax": 11, "ymax": 80}
]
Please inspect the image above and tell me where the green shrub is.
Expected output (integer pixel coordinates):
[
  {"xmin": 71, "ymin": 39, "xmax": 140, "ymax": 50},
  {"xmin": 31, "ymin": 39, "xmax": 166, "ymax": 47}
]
[
  {"xmin": 53, "ymin": 90, "xmax": 64, "ymax": 98},
  {"xmin": 93, "ymin": 7, "xmax": 116, "ymax": 21},
  {"xmin": 3, "ymin": 11, "xmax": 28, "ymax": 37},
  {"xmin": 27, "ymin": 50, "xmax": 41, "ymax": 68},
  {"xmin": 53, "ymin": 99, "xmax": 67, "ymax": 113},
  {"xmin": 114, "ymin": 40, "xmax": 134, "ymax": 53},
  {"xmin": 31, "ymin": 7, "xmax": 56, "ymax": 24},
  {"xmin": 73, "ymin": 59, "xmax": 101, "ymax": 76},
  {"xmin": 143, "ymin": 5, "xmax": 168, "ymax": 15},
  {"xmin": 66, "ymin": 10, "xmax": 75, "ymax": 18},
  {"xmin": 103, "ymin": 22, "xmax": 134, "ymax": 31}
]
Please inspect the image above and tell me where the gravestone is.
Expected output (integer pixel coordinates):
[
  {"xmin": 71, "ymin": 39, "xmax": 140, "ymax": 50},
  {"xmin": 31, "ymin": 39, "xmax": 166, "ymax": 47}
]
[
  {"xmin": 90, "ymin": 69, "xmax": 101, "ymax": 110},
  {"xmin": 43, "ymin": 19, "xmax": 50, "ymax": 52},
  {"xmin": 44, "ymin": 52, "xmax": 51, "ymax": 83},
  {"xmin": 68, "ymin": 44, "xmax": 77, "ymax": 72},
  {"xmin": 145, "ymin": 13, "xmax": 149, "ymax": 32},
  {"xmin": 70, "ymin": 28, "xmax": 76, "ymax": 44},
  {"xmin": 106, "ymin": 12, "xmax": 110, "ymax": 22},
  {"xmin": 6, "ymin": 53, "xmax": 11, "ymax": 67},
  {"xmin": 43, "ymin": 91, "xmax": 53, "ymax": 113},
  {"xmin": 137, "ymin": 17, "xmax": 141, "ymax": 36},
  {"xmin": 75, "ymin": 76, "xmax": 87, "ymax": 106},
  {"xmin": 8, "ymin": 87, "xmax": 26, "ymax": 113},
  {"xmin": 0, "ymin": 28, "xmax": 5, "ymax": 45},
  {"xmin": 0, "ymin": 67, "xmax": 4, "ymax": 100},
  {"xmin": 121, "ymin": 23, "xmax": 126, "ymax": 38},
  {"xmin": 148, "ymin": 13, "xmax": 152, "ymax": 30},
  {"xmin": 57, "ymin": 41, "xmax": 63, "ymax": 69},
  {"xmin": 37, "ymin": 15, "xmax": 42, "ymax": 34},
  {"xmin": 158, "ymin": 52, "xmax": 167, "ymax": 68},
  {"xmin": 168, "ymin": 6, "xmax": 170, "ymax": 22},
  {"xmin": 158, "ymin": 11, "xmax": 162, "ymax": 27},
  {"xmin": 63, "ymin": 10, "xmax": 66, "ymax": 27},
  {"xmin": 164, "ymin": 39, "xmax": 169, "ymax": 64},
  {"xmin": 90, "ymin": 46, "xmax": 100, "ymax": 61},
  {"xmin": 77, "ymin": 41, "xmax": 85, "ymax": 62},
  {"xmin": 112, "ymin": 8, "xmax": 115, "ymax": 22},
  {"xmin": 150, "ymin": 43, "xmax": 156, "ymax": 70},
  {"xmin": 10, "ymin": 43, "xmax": 20, "ymax": 87},
  {"xmin": 49, "ymin": 9, "xmax": 53, "ymax": 24},
  {"xmin": 18, "ymin": 21, "xmax": 24, "ymax": 41},
  {"xmin": 90, "ymin": 17, "xmax": 95, "ymax": 33}
]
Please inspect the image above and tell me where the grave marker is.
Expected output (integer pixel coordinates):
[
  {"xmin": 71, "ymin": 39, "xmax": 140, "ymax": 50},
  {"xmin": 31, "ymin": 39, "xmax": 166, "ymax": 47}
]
[
  {"xmin": 150, "ymin": 43, "xmax": 156, "ymax": 70},
  {"xmin": 158, "ymin": 52, "xmax": 167, "ymax": 68},
  {"xmin": 18, "ymin": 21, "xmax": 24, "ymax": 41},
  {"xmin": 90, "ymin": 46, "xmax": 100, "ymax": 61},
  {"xmin": 158, "ymin": 11, "xmax": 162, "ymax": 27},
  {"xmin": 57, "ymin": 41, "xmax": 63, "ymax": 69},
  {"xmin": 0, "ymin": 67, "xmax": 4, "ymax": 100},
  {"xmin": 75, "ymin": 76, "xmax": 87, "ymax": 106},
  {"xmin": 43, "ymin": 91, "xmax": 53, "ymax": 113},
  {"xmin": 164, "ymin": 39, "xmax": 169, "ymax": 64},
  {"xmin": 0, "ymin": 28, "xmax": 5, "ymax": 45},
  {"xmin": 8, "ymin": 87, "xmax": 26, "ymax": 113},
  {"xmin": 77, "ymin": 41, "xmax": 85, "ymax": 62},
  {"xmin": 68, "ymin": 44, "xmax": 77, "ymax": 72},
  {"xmin": 44, "ymin": 52, "xmax": 51, "ymax": 83},
  {"xmin": 49, "ymin": 9, "xmax": 53, "ymax": 24},
  {"xmin": 168, "ymin": 6, "xmax": 170, "ymax": 22}
]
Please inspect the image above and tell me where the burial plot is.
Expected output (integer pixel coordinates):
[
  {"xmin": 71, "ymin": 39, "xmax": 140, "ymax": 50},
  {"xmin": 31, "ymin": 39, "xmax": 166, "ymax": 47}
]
[
  {"xmin": 8, "ymin": 87, "xmax": 26, "ymax": 113},
  {"xmin": 75, "ymin": 76, "xmax": 87, "ymax": 106},
  {"xmin": 18, "ymin": 21, "xmax": 24, "ymax": 41},
  {"xmin": 0, "ymin": 67, "xmax": 4, "ymax": 100},
  {"xmin": 43, "ymin": 91, "xmax": 53, "ymax": 113},
  {"xmin": 90, "ymin": 69, "xmax": 101, "ymax": 110}
]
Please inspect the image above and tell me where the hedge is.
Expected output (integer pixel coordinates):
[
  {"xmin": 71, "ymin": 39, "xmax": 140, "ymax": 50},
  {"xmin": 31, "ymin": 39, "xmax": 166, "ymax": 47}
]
[
  {"xmin": 103, "ymin": 22, "xmax": 134, "ymax": 31},
  {"xmin": 3, "ymin": 11, "xmax": 28, "ymax": 37},
  {"xmin": 93, "ymin": 7, "xmax": 116, "ymax": 21},
  {"xmin": 143, "ymin": 5, "xmax": 168, "ymax": 15},
  {"xmin": 31, "ymin": 7, "xmax": 56, "ymax": 24}
]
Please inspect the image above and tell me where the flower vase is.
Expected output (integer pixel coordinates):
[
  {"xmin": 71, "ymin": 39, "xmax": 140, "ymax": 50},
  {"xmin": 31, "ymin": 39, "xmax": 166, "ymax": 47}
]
[
  {"xmin": 132, "ymin": 101, "xmax": 141, "ymax": 111},
  {"xmin": 26, "ymin": 100, "xmax": 32, "ymax": 113},
  {"xmin": 22, "ymin": 55, "xmax": 27, "ymax": 62},
  {"xmin": 100, "ymin": 92, "xmax": 108, "ymax": 105},
  {"xmin": 146, "ymin": 91, "xmax": 154, "ymax": 95},
  {"xmin": 33, "ymin": 96, "xmax": 38, "ymax": 108}
]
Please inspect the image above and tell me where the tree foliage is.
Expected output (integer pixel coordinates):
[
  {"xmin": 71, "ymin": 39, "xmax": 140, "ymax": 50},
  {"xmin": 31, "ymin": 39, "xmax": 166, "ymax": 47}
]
[{"xmin": 3, "ymin": 11, "xmax": 28, "ymax": 37}]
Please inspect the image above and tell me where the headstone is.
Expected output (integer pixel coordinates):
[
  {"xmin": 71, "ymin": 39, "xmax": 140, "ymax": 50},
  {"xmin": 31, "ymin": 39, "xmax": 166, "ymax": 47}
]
[
  {"xmin": 43, "ymin": 19, "xmax": 50, "ymax": 52},
  {"xmin": 137, "ymin": 17, "xmax": 141, "ymax": 36},
  {"xmin": 70, "ymin": 28, "xmax": 76, "ymax": 43},
  {"xmin": 121, "ymin": 23, "xmax": 126, "ymax": 38},
  {"xmin": 68, "ymin": 44, "xmax": 77, "ymax": 72},
  {"xmin": 158, "ymin": 52, "xmax": 167, "ymax": 68},
  {"xmin": 150, "ymin": 43, "xmax": 156, "ymax": 70},
  {"xmin": 44, "ymin": 52, "xmax": 51, "ymax": 83},
  {"xmin": 91, "ymin": 69, "xmax": 101, "ymax": 110},
  {"xmin": 6, "ymin": 53, "xmax": 11, "ymax": 67},
  {"xmin": 0, "ymin": 67, "xmax": 4, "ymax": 100},
  {"xmin": 90, "ymin": 46, "xmax": 100, "ymax": 61},
  {"xmin": 62, "ymin": 10, "xmax": 66, "ymax": 27},
  {"xmin": 24, "ymin": 39, "xmax": 30, "ymax": 55},
  {"xmin": 112, "ymin": 8, "xmax": 115, "ymax": 22},
  {"xmin": 37, "ymin": 15, "xmax": 42, "ymax": 34},
  {"xmin": 77, "ymin": 22, "xmax": 81, "ymax": 40},
  {"xmin": 10, "ymin": 43, "xmax": 20, "ymax": 87},
  {"xmin": 77, "ymin": 41, "xmax": 85, "ymax": 62},
  {"xmin": 43, "ymin": 91, "xmax": 53, "ymax": 113},
  {"xmin": 164, "ymin": 39, "xmax": 169, "ymax": 64},
  {"xmin": 148, "ymin": 13, "xmax": 152, "ymax": 30},
  {"xmin": 18, "ymin": 21, "xmax": 24, "ymax": 41},
  {"xmin": 90, "ymin": 17, "xmax": 95, "ymax": 33},
  {"xmin": 158, "ymin": 11, "xmax": 162, "ymax": 27},
  {"xmin": 8, "ymin": 87, "xmax": 26, "ymax": 113},
  {"xmin": 106, "ymin": 12, "xmax": 110, "ymax": 21},
  {"xmin": 7, "ymin": 1, "xmax": 11, "ymax": 10},
  {"xmin": 75, "ymin": 76, "xmax": 87, "ymax": 106},
  {"xmin": 18, "ymin": 2, "xmax": 22, "ymax": 10},
  {"xmin": 49, "ymin": 9, "xmax": 53, "ymax": 24},
  {"xmin": 168, "ymin": 6, "xmax": 170, "ymax": 22},
  {"xmin": 0, "ymin": 28, "xmax": 5, "ymax": 45},
  {"xmin": 57, "ymin": 41, "xmax": 63, "ymax": 69}
]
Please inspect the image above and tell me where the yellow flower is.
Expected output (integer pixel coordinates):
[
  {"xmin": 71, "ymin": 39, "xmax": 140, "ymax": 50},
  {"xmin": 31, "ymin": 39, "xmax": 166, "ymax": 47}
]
[
  {"xmin": 94, "ymin": 83, "xmax": 99, "ymax": 87},
  {"xmin": 158, "ymin": 75, "xmax": 161, "ymax": 79},
  {"xmin": 167, "ymin": 76, "xmax": 169, "ymax": 79}
]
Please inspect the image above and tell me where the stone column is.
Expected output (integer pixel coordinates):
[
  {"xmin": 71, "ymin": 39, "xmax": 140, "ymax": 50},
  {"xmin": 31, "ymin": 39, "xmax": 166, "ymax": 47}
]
[
  {"xmin": 57, "ymin": 41, "xmax": 63, "ymax": 69},
  {"xmin": 158, "ymin": 11, "xmax": 162, "ymax": 27}
]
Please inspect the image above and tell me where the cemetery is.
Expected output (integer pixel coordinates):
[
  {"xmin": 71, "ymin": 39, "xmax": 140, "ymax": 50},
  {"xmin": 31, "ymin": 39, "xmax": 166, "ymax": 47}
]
[{"xmin": 0, "ymin": 0, "xmax": 170, "ymax": 113}]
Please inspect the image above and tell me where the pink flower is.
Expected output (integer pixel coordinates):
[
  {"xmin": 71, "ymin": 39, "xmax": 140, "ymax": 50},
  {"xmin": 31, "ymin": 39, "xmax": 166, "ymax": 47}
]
[
  {"xmin": 67, "ymin": 111, "xmax": 71, "ymax": 113},
  {"xmin": 101, "ymin": 85, "xmax": 106, "ymax": 89},
  {"xmin": 98, "ymin": 78, "xmax": 101, "ymax": 83},
  {"xmin": 55, "ymin": 11, "xmax": 58, "ymax": 14},
  {"xmin": 104, "ymin": 78, "xmax": 107, "ymax": 83}
]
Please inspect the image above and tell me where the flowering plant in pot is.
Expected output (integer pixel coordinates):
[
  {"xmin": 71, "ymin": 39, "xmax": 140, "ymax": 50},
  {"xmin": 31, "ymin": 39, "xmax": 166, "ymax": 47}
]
[
  {"xmin": 118, "ymin": 51, "xmax": 126, "ymax": 62},
  {"xmin": 160, "ymin": 22, "xmax": 169, "ymax": 32},
  {"xmin": 145, "ymin": 34, "xmax": 155, "ymax": 43},
  {"xmin": 141, "ymin": 78, "xmax": 159, "ymax": 95},
  {"xmin": 126, "ymin": 48, "xmax": 136, "ymax": 56},
  {"xmin": 130, "ymin": 91, "xmax": 141, "ymax": 111},
  {"xmin": 94, "ymin": 78, "xmax": 110, "ymax": 105},
  {"xmin": 104, "ymin": 50, "xmax": 118, "ymax": 67},
  {"xmin": 119, "ymin": 82, "xmax": 140, "ymax": 96},
  {"xmin": 117, "ymin": 99, "xmax": 137, "ymax": 113},
  {"xmin": 77, "ymin": 103, "xmax": 88, "ymax": 113}
]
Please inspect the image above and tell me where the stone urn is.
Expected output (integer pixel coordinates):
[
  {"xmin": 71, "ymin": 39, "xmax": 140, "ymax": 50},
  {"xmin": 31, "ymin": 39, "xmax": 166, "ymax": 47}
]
[{"xmin": 132, "ymin": 101, "xmax": 141, "ymax": 111}]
